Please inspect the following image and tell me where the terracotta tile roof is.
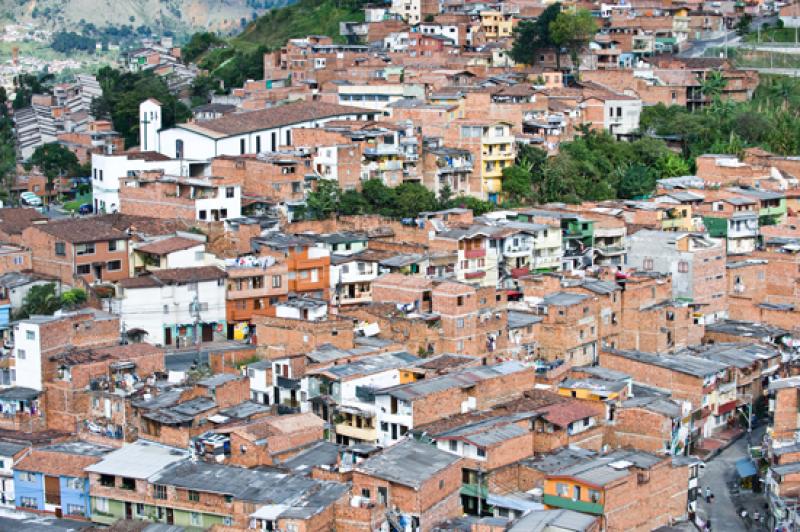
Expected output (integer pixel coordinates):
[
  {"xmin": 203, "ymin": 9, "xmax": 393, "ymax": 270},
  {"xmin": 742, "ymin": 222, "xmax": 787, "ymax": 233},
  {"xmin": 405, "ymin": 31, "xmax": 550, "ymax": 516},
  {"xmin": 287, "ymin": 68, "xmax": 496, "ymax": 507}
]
[
  {"xmin": 0, "ymin": 208, "xmax": 47, "ymax": 236},
  {"xmin": 119, "ymin": 266, "xmax": 226, "ymax": 288},
  {"xmin": 34, "ymin": 218, "xmax": 128, "ymax": 244},
  {"xmin": 180, "ymin": 101, "xmax": 373, "ymax": 138},
  {"xmin": 136, "ymin": 236, "xmax": 203, "ymax": 255},
  {"xmin": 98, "ymin": 213, "xmax": 193, "ymax": 237},
  {"xmin": 16, "ymin": 449, "xmax": 104, "ymax": 478},
  {"xmin": 537, "ymin": 401, "xmax": 600, "ymax": 428}
]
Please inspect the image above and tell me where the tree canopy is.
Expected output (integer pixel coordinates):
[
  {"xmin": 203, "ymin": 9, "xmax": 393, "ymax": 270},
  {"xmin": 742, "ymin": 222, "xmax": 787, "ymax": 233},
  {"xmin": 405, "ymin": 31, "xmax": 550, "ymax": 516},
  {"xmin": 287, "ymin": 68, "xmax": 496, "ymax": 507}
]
[
  {"xmin": 26, "ymin": 143, "xmax": 82, "ymax": 181},
  {"xmin": 510, "ymin": 3, "xmax": 561, "ymax": 66},
  {"xmin": 549, "ymin": 8, "xmax": 597, "ymax": 72},
  {"xmin": 15, "ymin": 284, "xmax": 87, "ymax": 320},
  {"xmin": 92, "ymin": 67, "xmax": 191, "ymax": 148}
]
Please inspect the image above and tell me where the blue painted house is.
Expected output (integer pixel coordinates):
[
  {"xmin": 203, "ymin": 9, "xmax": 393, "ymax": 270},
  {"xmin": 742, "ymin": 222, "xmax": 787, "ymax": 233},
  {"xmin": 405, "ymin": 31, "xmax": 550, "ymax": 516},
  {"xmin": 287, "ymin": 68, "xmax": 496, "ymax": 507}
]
[{"xmin": 14, "ymin": 441, "xmax": 112, "ymax": 519}]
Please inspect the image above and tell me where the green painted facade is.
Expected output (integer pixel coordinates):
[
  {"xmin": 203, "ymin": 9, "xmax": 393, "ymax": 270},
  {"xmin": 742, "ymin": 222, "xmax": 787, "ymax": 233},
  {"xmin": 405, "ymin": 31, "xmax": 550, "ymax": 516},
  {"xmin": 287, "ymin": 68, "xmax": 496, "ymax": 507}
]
[
  {"xmin": 702, "ymin": 216, "xmax": 729, "ymax": 238},
  {"xmin": 90, "ymin": 496, "xmax": 229, "ymax": 530},
  {"xmin": 543, "ymin": 493, "xmax": 604, "ymax": 515},
  {"xmin": 759, "ymin": 198, "xmax": 786, "ymax": 226}
]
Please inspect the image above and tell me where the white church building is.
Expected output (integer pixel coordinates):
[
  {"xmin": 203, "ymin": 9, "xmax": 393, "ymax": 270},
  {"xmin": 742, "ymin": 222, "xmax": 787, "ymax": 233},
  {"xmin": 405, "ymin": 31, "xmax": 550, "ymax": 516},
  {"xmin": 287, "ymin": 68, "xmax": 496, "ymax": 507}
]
[{"xmin": 150, "ymin": 99, "xmax": 377, "ymax": 160}]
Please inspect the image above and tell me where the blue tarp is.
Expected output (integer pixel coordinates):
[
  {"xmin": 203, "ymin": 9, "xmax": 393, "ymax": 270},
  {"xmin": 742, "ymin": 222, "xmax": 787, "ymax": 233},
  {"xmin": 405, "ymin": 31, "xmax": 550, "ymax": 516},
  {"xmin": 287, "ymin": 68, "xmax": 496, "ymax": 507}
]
[{"xmin": 736, "ymin": 458, "xmax": 757, "ymax": 478}]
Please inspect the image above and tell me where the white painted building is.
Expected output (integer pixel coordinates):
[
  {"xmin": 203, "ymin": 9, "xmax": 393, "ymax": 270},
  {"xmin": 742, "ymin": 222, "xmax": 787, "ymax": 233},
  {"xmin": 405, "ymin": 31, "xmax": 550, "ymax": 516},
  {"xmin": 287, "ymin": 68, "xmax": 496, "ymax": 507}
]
[
  {"xmin": 391, "ymin": 0, "xmax": 421, "ymax": 24},
  {"xmin": 274, "ymin": 298, "xmax": 328, "ymax": 321},
  {"xmin": 116, "ymin": 266, "xmax": 227, "ymax": 347},
  {"xmin": 153, "ymin": 100, "xmax": 376, "ymax": 160},
  {"xmin": 0, "ymin": 441, "xmax": 26, "ymax": 507},
  {"xmin": 91, "ymin": 152, "xmax": 197, "ymax": 214},
  {"xmin": 10, "ymin": 319, "xmax": 44, "ymax": 391},
  {"xmin": 139, "ymin": 98, "xmax": 162, "ymax": 153}
]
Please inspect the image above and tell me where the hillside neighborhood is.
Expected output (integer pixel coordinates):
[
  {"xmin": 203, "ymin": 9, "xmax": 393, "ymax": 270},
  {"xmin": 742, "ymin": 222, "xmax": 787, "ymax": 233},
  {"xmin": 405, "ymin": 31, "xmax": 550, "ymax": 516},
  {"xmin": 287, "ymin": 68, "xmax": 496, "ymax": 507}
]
[{"xmin": 3, "ymin": 0, "xmax": 800, "ymax": 531}]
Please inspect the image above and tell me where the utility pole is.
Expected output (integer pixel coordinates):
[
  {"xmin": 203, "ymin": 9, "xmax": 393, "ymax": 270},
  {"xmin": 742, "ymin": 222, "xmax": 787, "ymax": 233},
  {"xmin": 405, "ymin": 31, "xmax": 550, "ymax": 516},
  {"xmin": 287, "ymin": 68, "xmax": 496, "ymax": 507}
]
[{"xmin": 190, "ymin": 293, "xmax": 201, "ymax": 347}]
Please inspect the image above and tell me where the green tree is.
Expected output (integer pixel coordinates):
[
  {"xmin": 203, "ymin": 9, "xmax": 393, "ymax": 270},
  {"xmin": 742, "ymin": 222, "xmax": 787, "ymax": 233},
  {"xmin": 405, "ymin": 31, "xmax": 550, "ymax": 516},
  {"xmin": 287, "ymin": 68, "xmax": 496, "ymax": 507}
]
[
  {"xmin": 305, "ymin": 179, "xmax": 340, "ymax": 219},
  {"xmin": 393, "ymin": 182, "xmax": 437, "ymax": 218},
  {"xmin": 438, "ymin": 182, "xmax": 453, "ymax": 206},
  {"xmin": 502, "ymin": 165, "xmax": 533, "ymax": 205},
  {"xmin": 735, "ymin": 14, "xmax": 753, "ymax": 37},
  {"xmin": 182, "ymin": 31, "xmax": 224, "ymax": 64},
  {"xmin": 94, "ymin": 67, "xmax": 191, "ymax": 148},
  {"xmin": 361, "ymin": 179, "xmax": 396, "ymax": 217},
  {"xmin": 443, "ymin": 195, "xmax": 495, "ymax": 216},
  {"xmin": 510, "ymin": 3, "xmax": 561, "ymax": 65},
  {"xmin": 549, "ymin": 8, "xmax": 597, "ymax": 73},
  {"xmin": 700, "ymin": 71, "xmax": 727, "ymax": 100},
  {"xmin": 16, "ymin": 283, "xmax": 62, "ymax": 319},
  {"xmin": 60, "ymin": 288, "xmax": 88, "ymax": 309},
  {"xmin": 26, "ymin": 143, "xmax": 81, "ymax": 201},
  {"xmin": 339, "ymin": 189, "xmax": 370, "ymax": 215},
  {"xmin": 617, "ymin": 164, "xmax": 655, "ymax": 199}
]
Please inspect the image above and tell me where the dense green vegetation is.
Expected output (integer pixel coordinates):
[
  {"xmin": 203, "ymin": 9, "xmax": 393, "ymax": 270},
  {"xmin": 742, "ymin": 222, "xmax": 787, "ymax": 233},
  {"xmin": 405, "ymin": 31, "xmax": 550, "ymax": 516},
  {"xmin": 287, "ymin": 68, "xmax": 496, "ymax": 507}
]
[
  {"xmin": 51, "ymin": 31, "xmax": 97, "ymax": 54},
  {"xmin": 233, "ymin": 0, "xmax": 366, "ymax": 50},
  {"xmin": 91, "ymin": 66, "xmax": 191, "ymax": 148},
  {"xmin": 15, "ymin": 284, "xmax": 87, "ymax": 320},
  {"xmin": 641, "ymin": 75, "xmax": 800, "ymax": 159},
  {"xmin": 0, "ymin": 88, "xmax": 15, "ymax": 204},
  {"xmin": 510, "ymin": 3, "xmax": 597, "ymax": 71},
  {"xmin": 502, "ymin": 135, "xmax": 688, "ymax": 205},
  {"xmin": 303, "ymin": 179, "xmax": 495, "ymax": 220}
]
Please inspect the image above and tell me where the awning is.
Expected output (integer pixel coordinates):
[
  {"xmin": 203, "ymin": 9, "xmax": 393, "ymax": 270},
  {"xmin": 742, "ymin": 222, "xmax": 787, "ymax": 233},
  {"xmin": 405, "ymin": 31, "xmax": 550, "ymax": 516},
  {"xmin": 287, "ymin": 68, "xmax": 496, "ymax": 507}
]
[
  {"xmin": 735, "ymin": 458, "xmax": 757, "ymax": 478},
  {"xmin": 762, "ymin": 364, "xmax": 780, "ymax": 376},
  {"xmin": 717, "ymin": 400, "xmax": 738, "ymax": 415}
]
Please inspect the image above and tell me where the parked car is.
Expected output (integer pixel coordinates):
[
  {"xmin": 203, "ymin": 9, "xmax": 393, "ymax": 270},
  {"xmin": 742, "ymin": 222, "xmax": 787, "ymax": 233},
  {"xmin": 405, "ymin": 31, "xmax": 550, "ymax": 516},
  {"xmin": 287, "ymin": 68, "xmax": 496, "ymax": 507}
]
[
  {"xmin": 20, "ymin": 192, "xmax": 42, "ymax": 207},
  {"xmin": 78, "ymin": 203, "xmax": 93, "ymax": 215}
]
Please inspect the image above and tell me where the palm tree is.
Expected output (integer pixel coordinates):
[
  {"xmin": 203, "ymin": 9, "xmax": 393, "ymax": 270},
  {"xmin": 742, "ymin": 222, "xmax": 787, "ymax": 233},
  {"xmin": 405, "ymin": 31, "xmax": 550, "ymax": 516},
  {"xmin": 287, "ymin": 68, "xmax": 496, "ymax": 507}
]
[{"xmin": 700, "ymin": 70, "xmax": 727, "ymax": 101}]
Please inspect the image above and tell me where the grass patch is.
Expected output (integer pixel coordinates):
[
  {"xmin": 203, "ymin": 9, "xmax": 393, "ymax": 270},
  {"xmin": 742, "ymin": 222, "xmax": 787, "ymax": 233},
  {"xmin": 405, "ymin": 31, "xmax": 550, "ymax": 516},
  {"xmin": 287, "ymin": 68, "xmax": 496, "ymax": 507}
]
[
  {"xmin": 63, "ymin": 192, "xmax": 92, "ymax": 212},
  {"xmin": 744, "ymin": 27, "xmax": 800, "ymax": 43}
]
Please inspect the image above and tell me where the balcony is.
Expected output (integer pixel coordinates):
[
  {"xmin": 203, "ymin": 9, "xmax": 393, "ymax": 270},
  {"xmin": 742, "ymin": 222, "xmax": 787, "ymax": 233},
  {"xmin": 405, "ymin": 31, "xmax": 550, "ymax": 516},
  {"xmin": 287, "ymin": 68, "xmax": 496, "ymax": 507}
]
[
  {"xmin": 335, "ymin": 423, "xmax": 377, "ymax": 442},
  {"xmin": 276, "ymin": 375, "xmax": 301, "ymax": 390},
  {"xmin": 464, "ymin": 270, "xmax": 486, "ymax": 280},
  {"xmin": 379, "ymin": 160, "xmax": 403, "ymax": 171},
  {"xmin": 464, "ymin": 248, "xmax": 486, "ymax": 259},
  {"xmin": 511, "ymin": 267, "xmax": 530, "ymax": 279},
  {"xmin": 482, "ymin": 150, "xmax": 513, "ymax": 161},
  {"xmin": 504, "ymin": 245, "xmax": 533, "ymax": 257},
  {"xmin": 542, "ymin": 494, "xmax": 603, "ymax": 515}
]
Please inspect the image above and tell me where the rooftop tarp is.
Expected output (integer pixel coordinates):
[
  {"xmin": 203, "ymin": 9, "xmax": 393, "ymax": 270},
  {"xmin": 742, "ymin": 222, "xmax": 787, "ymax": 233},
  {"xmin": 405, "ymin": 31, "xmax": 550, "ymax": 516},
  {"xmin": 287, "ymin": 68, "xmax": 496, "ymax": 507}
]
[{"xmin": 736, "ymin": 458, "xmax": 757, "ymax": 478}]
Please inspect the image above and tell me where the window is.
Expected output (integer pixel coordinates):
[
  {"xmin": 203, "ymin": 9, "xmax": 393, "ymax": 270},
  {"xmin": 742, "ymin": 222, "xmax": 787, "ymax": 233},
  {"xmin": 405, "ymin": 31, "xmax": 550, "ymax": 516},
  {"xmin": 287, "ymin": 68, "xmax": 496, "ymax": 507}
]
[
  {"xmin": 68, "ymin": 477, "xmax": 84, "ymax": 490},
  {"xmin": 361, "ymin": 488, "xmax": 371, "ymax": 499},
  {"xmin": 449, "ymin": 440, "xmax": 457, "ymax": 451},
  {"xmin": 18, "ymin": 471, "xmax": 36, "ymax": 482},
  {"xmin": 589, "ymin": 489, "xmax": 601, "ymax": 503},
  {"xmin": 19, "ymin": 496, "xmax": 37, "ymax": 509},
  {"xmin": 55, "ymin": 242, "xmax": 66, "ymax": 256},
  {"xmin": 76, "ymin": 243, "xmax": 95, "ymax": 255},
  {"xmin": 95, "ymin": 497, "xmax": 109, "ymax": 513},
  {"xmin": 99, "ymin": 474, "xmax": 115, "ymax": 487},
  {"xmin": 190, "ymin": 512, "xmax": 201, "ymax": 526},
  {"xmin": 121, "ymin": 477, "xmax": 135, "ymax": 490},
  {"xmin": 188, "ymin": 490, "xmax": 200, "ymax": 502},
  {"xmin": 76, "ymin": 264, "xmax": 91, "ymax": 275},
  {"xmin": 154, "ymin": 484, "xmax": 167, "ymax": 499},
  {"xmin": 220, "ymin": 208, "xmax": 228, "ymax": 219},
  {"xmin": 272, "ymin": 275, "xmax": 282, "ymax": 288},
  {"xmin": 226, "ymin": 187, "xmax": 235, "ymax": 198},
  {"xmin": 643, "ymin": 258, "xmax": 654, "ymax": 271},
  {"xmin": 477, "ymin": 447, "xmax": 486, "ymax": 458},
  {"xmin": 456, "ymin": 318, "xmax": 464, "ymax": 329},
  {"xmin": 199, "ymin": 210, "xmax": 207, "ymax": 220},
  {"xmin": 107, "ymin": 260, "xmax": 121, "ymax": 271},
  {"xmin": 556, "ymin": 482, "xmax": 569, "ymax": 497},
  {"xmin": 136, "ymin": 503, "xmax": 145, "ymax": 515},
  {"xmin": 16, "ymin": 349, "xmax": 25, "ymax": 360},
  {"xmin": 240, "ymin": 139, "xmax": 246, "ymax": 154},
  {"xmin": 25, "ymin": 330, "xmax": 35, "ymax": 341},
  {"xmin": 678, "ymin": 261, "xmax": 689, "ymax": 273},
  {"xmin": 66, "ymin": 503, "xmax": 85, "ymax": 517},
  {"xmin": 255, "ymin": 136, "xmax": 261, "ymax": 153}
]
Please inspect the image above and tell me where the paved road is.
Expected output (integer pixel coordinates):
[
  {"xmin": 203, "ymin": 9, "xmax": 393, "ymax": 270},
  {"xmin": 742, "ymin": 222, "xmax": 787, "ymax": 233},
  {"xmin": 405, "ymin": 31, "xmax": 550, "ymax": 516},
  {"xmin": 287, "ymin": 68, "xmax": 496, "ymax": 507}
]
[
  {"xmin": 698, "ymin": 427, "xmax": 767, "ymax": 532},
  {"xmin": 0, "ymin": 508, "xmax": 90, "ymax": 531},
  {"xmin": 679, "ymin": 16, "xmax": 777, "ymax": 58}
]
